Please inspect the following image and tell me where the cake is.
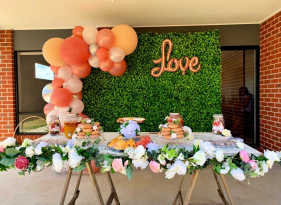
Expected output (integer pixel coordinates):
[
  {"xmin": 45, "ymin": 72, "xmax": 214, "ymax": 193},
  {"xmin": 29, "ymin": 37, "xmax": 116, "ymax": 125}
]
[{"xmin": 74, "ymin": 119, "xmax": 102, "ymax": 139}]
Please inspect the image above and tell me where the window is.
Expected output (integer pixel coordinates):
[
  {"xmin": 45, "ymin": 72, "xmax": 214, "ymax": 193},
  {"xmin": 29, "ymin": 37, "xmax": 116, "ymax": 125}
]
[{"xmin": 16, "ymin": 52, "xmax": 51, "ymax": 134}]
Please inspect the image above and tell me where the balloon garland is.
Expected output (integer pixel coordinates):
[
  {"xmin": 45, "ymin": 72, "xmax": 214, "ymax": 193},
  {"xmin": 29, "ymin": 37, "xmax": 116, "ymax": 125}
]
[{"xmin": 41, "ymin": 25, "xmax": 138, "ymax": 122}]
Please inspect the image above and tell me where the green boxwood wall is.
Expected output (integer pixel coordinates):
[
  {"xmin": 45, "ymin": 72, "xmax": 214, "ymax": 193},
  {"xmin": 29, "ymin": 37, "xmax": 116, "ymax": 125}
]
[{"xmin": 83, "ymin": 31, "xmax": 221, "ymax": 132}]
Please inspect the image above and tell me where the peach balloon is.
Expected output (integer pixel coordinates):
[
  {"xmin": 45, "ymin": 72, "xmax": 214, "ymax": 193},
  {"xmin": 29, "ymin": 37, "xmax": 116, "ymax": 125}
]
[
  {"xmin": 43, "ymin": 103, "xmax": 54, "ymax": 115},
  {"xmin": 96, "ymin": 29, "xmax": 115, "ymax": 49},
  {"xmin": 52, "ymin": 77, "xmax": 64, "ymax": 88},
  {"xmin": 71, "ymin": 63, "xmax": 91, "ymax": 78},
  {"xmin": 99, "ymin": 59, "xmax": 113, "ymax": 72},
  {"xmin": 61, "ymin": 37, "xmax": 90, "ymax": 66},
  {"xmin": 72, "ymin": 26, "xmax": 84, "ymax": 38},
  {"xmin": 69, "ymin": 99, "xmax": 84, "ymax": 114},
  {"xmin": 57, "ymin": 66, "xmax": 72, "ymax": 81},
  {"xmin": 109, "ymin": 60, "xmax": 127, "ymax": 76},
  {"xmin": 96, "ymin": 47, "xmax": 109, "ymax": 61},
  {"xmin": 112, "ymin": 24, "xmax": 138, "ymax": 55},
  {"xmin": 50, "ymin": 65, "xmax": 60, "ymax": 74},
  {"xmin": 51, "ymin": 88, "xmax": 73, "ymax": 107},
  {"xmin": 42, "ymin": 38, "xmax": 65, "ymax": 66},
  {"xmin": 82, "ymin": 27, "xmax": 97, "ymax": 45},
  {"xmin": 63, "ymin": 77, "xmax": 83, "ymax": 93}
]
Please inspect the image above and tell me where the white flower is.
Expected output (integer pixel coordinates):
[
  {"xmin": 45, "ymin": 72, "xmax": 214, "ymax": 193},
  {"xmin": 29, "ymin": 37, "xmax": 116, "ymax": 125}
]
[
  {"xmin": 134, "ymin": 145, "xmax": 146, "ymax": 160},
  {"xmin": 21, "ymin": 138, "xmax": 33, "ymax": 147},
  {"xmin": 222, "ymin": 129, "xmax": 232, "ymax": 137},
  {"xmin": 230, "ymin": 168, "xmax": 246, "ymax": 181},
  {"xmin": 68, "ymin": 149, "xmax": 83, "ymax": 168},
  {"xmin": 86, "ymin": 119, "xmax": 91, "ymax": 124},
  {"xmin": 52, "ymin": 153, "xmax": 64, "ymax": 172},
  {"xmin": 215, "ymin": 149, "xmax": 224, "ymax": 162},
  {"xmin": 132, "ymin": 157, "xmax": 149, "ymax": 169},
  {"xmin": 124, "ymin": 147, "xmax": 135, "ymax": 159},
  {"xmin": 277, "ymin": 152, "xmax": 281, "ymax": 161},
  {"xmin": 264, "ymin": 150, "xmax": 280, "ymax": 168},
  {"xmin": 192, "ymin": 151, "xmax": 207, "ymax": 166},
  {"xmin": 36, "ymin": 160, "xmax": 44, "ymax": 172},
  {"xmin": 185, "ymin": 160, "xmax": 189, "ymax": 167},
  {"xmin": 34, "ymin": 142, "xmax": 48, "ymax": 155},
  {"xmin": 171, "ymin": 133, "xmax": 177, "ymax": 139},
  {"xmin": 0, "ymin": 137, "xmax": 16, "ymax": 148},
  {"xmin": 177, "ymin": 153, "xmax": 184, "ymax": 161},
  {"xmin": 236, "ymin": 141, "xmax": 245, "ymax": 149},
  {"xmin": 193, "ymin": 139, "xmax": 203, "ymax": 148},
  {"xmin": 165, "ymin": 160, "xmax": 186, "ymax": 179},
  {"xmin": 157, "ymin": 154, "xmax": 166, "ymax": 165},
  {"xmin": 200, "ymin": 141, "xmax": 216, "ymax": 157},
  {"xmin": 92, "ymin": 125, "xmax": 98, "ymax": 131},
  {"xmin": 220, "ymin": 162, "xmax": 230, "ymax": 174},
  {"xmin": 261, "ymin": 161, "xmax": 269, "ymax": 176},
  {"xmin": 25, "ymin": 146, "xmax": 35, "ymax": 158}
]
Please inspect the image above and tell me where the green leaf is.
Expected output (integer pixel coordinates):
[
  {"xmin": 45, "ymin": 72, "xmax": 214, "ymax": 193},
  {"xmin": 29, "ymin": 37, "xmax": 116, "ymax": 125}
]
[
  {"xmin": 5, "ymin": 148, "xmax": 20, "ymax": 157},
  {"xmin": 73, "ymin": 163, "xmax": 86, "ymax": 172},
  {"xmin": 0, "ymin": 157, "xmax": 15, "ymax": 167}
]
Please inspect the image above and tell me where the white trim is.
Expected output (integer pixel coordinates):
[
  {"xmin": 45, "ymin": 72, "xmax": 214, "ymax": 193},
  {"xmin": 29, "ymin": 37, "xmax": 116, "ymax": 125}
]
[{"xmin": 259, "ymin": 8, "xmax": 281, "ymax": 24}]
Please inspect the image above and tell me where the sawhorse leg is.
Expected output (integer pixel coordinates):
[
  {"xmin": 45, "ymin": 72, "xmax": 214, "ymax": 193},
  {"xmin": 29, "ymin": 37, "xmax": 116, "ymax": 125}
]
[
  {"xmin": 172, "ymin": 175, "xmax": 185, "ymax": 205},
  {"xmin": 183, "ymin": 170, "xmax": 200, "ymax": 205}
]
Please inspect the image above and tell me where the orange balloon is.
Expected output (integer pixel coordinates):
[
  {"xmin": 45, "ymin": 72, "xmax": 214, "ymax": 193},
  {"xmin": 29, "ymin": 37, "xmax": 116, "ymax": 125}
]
[
  {"xmin": 51, "ymin": 88, "xmax": 73, "ymax": 107},
  {"xmin": 96, "ymin": 29, "xmax": 115, "ymax": 49},
  {"xmin": 43, "ymin": 103, "xmax": 54, "ymax": 115},
  {"xmin": 52, "ymin": 77, "xmax": 64, "ymax": 88},
  {"xmin": 50, "ymin": 65, "xmax": 60, "ymax": 74},
  {"xmin": 111, "ymin": 24, "xmax": 138, "ymax": 55},
  {"xmin": 71, "ymin": 63, "xmax": 91, "ymax": 78},
  {"xmin": 109, "ymin": 60, "xmax": 127, "ymax": 76},
  {"xmin": 42, "ymin": 38, "xmax": 65, "ymax": 66},
  {"xmin": 99, "ymin": 59, "xmax": 113, "ymax": 72},
  {"xmin": 61, "ymin": 37, "xmax": 90, "ymax": 66},
  {"xmin": 72, "ymin": 26, "xmax": 84, "ymax": 38},
  {"xmin": 96, "ymin": 47, "xmax": 109, "ymax": 61}
]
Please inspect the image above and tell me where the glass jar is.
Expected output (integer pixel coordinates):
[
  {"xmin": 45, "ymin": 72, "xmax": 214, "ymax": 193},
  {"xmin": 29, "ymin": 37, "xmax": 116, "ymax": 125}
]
[
  {"xmin": 212, "ymin": 114, "xmax": 224, "ymax": 134},
  {"xmin": 49, "ymin": 115, "xmax": 61, "ymax": 136},
  {"xmin": 167, "ymin": 113, "xmax": 183, "ymax": 127},
  {"xmin": 62, "ymin": 113, "xmax": 80, "ymax": 139}
]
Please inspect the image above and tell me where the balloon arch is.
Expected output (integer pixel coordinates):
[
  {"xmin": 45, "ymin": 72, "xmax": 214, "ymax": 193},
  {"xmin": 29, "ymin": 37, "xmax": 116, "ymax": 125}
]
[{"xmin": 42, "ymin": 25, "xmax": 138, "ymax": 124}]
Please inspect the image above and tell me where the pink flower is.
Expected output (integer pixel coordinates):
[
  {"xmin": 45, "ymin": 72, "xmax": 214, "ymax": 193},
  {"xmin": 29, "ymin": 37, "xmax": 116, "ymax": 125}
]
[
  {"xmin": 124, "ymin": 160, "xmax": 129, "ymax": 167},
  {"xmin": 249, "ymin": 160, "xmax": 258, "ymax": 170},
  {"xmin": 112, "ymin": 158, "xmax": 124, "ymax": 172},
  {"xmin": 240, "ymin": 150, "xmax": 250, "ymax": 163},
  {"xmin": 15, "ymin": 156, "xmax": 29, "ymax": 170},
  {"xmin": 149, "ymin": 161, "xmax": 161, "ymax": 173},
  {"xmin": 0, "ymin": 147, "xmax": 4, "ymax": 153}
]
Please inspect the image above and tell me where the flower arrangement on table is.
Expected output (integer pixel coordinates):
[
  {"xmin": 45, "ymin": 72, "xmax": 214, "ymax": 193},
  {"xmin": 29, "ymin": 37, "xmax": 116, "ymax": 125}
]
[{"xmin": 0, "ymin": 137, "xmax": 280, "ymax": 182}]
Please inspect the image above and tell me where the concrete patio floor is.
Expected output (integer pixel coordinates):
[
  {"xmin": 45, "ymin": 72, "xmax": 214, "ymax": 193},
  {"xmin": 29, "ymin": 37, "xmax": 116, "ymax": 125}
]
[{"xmin": 0, "ymin": 165, "xmax": 280, "ymax": 205}]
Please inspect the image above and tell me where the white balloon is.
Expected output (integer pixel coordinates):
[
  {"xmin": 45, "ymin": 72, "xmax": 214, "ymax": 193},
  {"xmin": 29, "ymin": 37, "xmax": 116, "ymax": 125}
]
[
  {"xmin": 82, "ymin": 27, "xmax": 97, "ymax": 45},
  {"xmin": 55, "ymin": 106, "xmax": 70, "ymax": 113},
  {"xmin": 63, "ymin": 77, "xmax": 83, "ymax": 93},
  {"xmin": 88, "ymin": 55, "xmax": 99, "ymax": 68},
  {"xmin": 57, "ymin": 66, "xmax": 72, "ymax": 81},
  {"xmin": 109, "ymin": 47, "xmax": 125, "ymax": 63},
  {"xmin": 89, "ymin": 43, "xmax": 98, "ymax": 56},
  {"xmin": 70, "ymin": 99, "xmax": 84, "ymax": 114},
  {"xmin": 46, "ymin": 109, "xmax": 59, "ymax": 124}
]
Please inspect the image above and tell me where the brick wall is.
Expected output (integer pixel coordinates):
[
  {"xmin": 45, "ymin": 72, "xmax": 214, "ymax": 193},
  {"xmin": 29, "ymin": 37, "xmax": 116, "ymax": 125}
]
[
  {"xmin": 0, "ymin": 30, "xmax": 16, "ymax": 141},
  {"xmin": 260, "ymin": 11, "xmax": 281, "ymax": 151}
]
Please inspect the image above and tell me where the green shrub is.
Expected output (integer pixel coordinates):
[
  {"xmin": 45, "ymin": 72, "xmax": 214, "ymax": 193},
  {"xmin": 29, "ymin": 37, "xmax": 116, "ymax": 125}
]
[{"xmin": 83, "ymin": 31, "xmax": 221, "ymax": 132}]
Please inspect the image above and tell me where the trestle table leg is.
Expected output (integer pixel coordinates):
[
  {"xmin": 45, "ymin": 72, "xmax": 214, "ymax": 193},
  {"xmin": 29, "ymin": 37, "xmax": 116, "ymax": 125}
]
[
  {"xmin": 106, "ymin": 172, "xmax": 120, "ymax": 205},
  {"xmin": 212, "ymin": 170, "xmax": 228, "ymax": 205},
  {"xmin": 67, "ymin": 170, "xmax": 83, "ymax": 205},
  {"xmin": 59, "ymin": 168, "xmax": 73, "ymax": 205},
  {"xmin": 183, "ymin": 170, "xmax": 200, "ymax": 205},
  {"xmin": 219, "ymin": 174, "xmax": 234, "ymax": 205}
]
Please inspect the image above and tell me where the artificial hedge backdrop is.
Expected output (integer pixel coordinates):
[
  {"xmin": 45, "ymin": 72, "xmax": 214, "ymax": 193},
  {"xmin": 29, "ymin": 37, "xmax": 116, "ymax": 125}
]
[{"xmin": 83, "ymin": 31, "xmax": 221, "ymax": 132}]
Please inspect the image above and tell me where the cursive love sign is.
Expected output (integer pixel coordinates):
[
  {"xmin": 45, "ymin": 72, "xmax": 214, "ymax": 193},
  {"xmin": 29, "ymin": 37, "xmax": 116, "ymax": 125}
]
[{"xmin": 151, "ymin": 39, "xmax": 201, "ymax": 77}]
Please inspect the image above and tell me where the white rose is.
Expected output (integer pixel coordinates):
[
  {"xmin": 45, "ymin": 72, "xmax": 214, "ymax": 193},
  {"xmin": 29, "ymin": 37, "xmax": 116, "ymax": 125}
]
[
  {"xmin": 124, "ymin": 147, "xmax": 135, "ymax": 159},
  {"xmin": 230, "ymin": 168, "xmax": 246, "ymax": 181},
  {"xmin": 215, "ymin": 149, "xmax": 224, "ymax": 162},
  {"xmin": 132, "ymin": 157, "xmax": 149, "ymax": 170},
  {"xmin": 171, "ymin": 133, "xmax": 177, "ymax": 139},
  {"xmin": 68, "ymin": 149, "xmax": 83, "ymax": 168},
  {"xmin": 1, "ymin": 137, "xmax": 16, "ymax": 148},
  {"xmin": 21, "ymin": 138, "xmax": 33, "ymax": 147},
  {"xmin": 200, "ymin": 141, "xmax": 216, "ymax": 157},
  {"xmin": 165, "ymin": 168, "xmax": 176, "ymax": 179},
  {"xmin": 25, "ymin": 146, "xmax": 35, "ymax": 158},
  {"xmin": 220, "ymin": 162, "xmax": 230, "ymax": 174},
  {"xmin": 222, "ymin": 129, "xmax": 232, "ymax": 137},
  {"xmin": 34, "ymin": 142, "xmax": 48, "ymax": 155},
  {"xmin": 177, "ymin": 153, "xmax": 184, "ymax": 161},
  {"xmin": 261, "ymin": 161, "xmax": 269, "ymax": 175},
  {"xmin": 173, "ymin": 160, "xmax": 187, "ymax": 175},
  {"xmin": 134, "ymin": 145, "xmax": 145, "ymax": 160},
  {"xmin": 193, "ymin": 151, "xmax": 207, "ymax": 166},
  {"xmin": 52, "ymin": 153, "xmax": 64, "ymax": 172},
  {"xmin": 157, "ymin": 154, "xmax": 166, "ymax": 165},
  {"xmin": 264, "ymin": 150, "xmax": 280, "ymax": 169}
]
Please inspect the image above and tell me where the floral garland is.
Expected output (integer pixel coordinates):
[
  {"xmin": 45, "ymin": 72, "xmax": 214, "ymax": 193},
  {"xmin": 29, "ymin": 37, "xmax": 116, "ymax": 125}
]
[{"xmin": 0, "ymin": 137, "xmax": 280, "ymax": 181}]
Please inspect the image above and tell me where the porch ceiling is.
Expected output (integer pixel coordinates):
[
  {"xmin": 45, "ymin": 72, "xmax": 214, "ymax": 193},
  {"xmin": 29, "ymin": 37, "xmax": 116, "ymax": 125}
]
[{"xmin": 0, "ymin": 0, "xmax": 281, "ymax": 30}]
